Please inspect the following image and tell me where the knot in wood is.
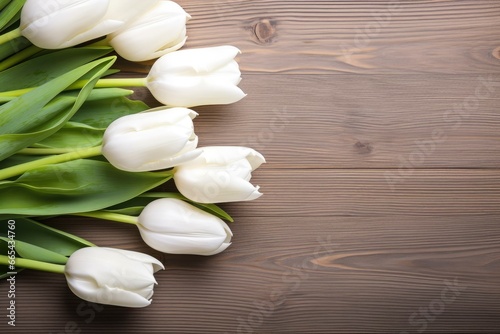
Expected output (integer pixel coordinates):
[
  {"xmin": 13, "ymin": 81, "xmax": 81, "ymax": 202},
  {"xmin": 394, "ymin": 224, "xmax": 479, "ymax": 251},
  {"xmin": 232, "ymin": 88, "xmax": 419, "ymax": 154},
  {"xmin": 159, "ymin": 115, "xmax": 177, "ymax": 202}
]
[
  {"xmin": 493, "ymin": 46, "xmax": 500, "ymax": 60},
  {"xmin": 253, "ymin": 19, "xmax": 277, "ymax": 44},
  {"xmin": 354, "ymin": 141, "xmax": 373, "ymax": 154}
]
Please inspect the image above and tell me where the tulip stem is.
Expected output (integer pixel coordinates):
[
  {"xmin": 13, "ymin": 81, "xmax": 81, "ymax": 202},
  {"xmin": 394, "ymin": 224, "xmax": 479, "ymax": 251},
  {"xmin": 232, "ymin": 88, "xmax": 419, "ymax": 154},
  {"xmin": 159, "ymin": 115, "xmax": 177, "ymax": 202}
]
[
  {"xmin": 0, "ymin": 145, "xmax": 102, "ymax": 181},
  {"xmin": 0, "ymin": 255, "xmax": 65, "ymax": 274},
  {"xmin": 73, "ymin": 211, "xmax": 139, "ymax": 225},
  {"xmin": 18, "ymin": 147, "xmax": 85, "ymax": 155},
  {"xmin": 0, "ymin": 27, "xmax": 22, "ymax": 45},
  {"xmin": 0, "ymin": 78, "xmax": 147, "ymax": 100},
  {"xmin": 70, "ymin": 78, "xmax": 148, "ymax": 90}
]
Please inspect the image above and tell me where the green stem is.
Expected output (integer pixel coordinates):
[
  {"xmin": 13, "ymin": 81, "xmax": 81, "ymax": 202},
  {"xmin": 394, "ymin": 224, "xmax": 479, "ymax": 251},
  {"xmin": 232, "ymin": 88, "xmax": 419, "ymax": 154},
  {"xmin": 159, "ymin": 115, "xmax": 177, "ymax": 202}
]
[
  {"xmin": 0, "ymin": 96, "xmax": 16, "ymax": 103},
  {"xmin": 0, "ymin": 77, "xmax": 147, "ymax": 99},
  {"xmin": 18, "ymin": 147, "xmax": 88, "ymax": 155},
  {"xmin": 0, "ymin": 27, "xmax": 22, "ymax": 45},
  {"xmin": 73, "ymin": 211, "xmax": 139, "ymax": 225},
  {"xmin": 0, "ymin": 145, "xmax": 102, "ymax": 181},
  {"xmin": 85, "ymin": 78, "xmax": 147, "ymax": 89},
  {"xmin": 0, "ymin": 45, "xmax": 42, "ymax": 72},
  {"xmin": 0, "ymin": 255, "xmax": 65, "ymax": 274}
]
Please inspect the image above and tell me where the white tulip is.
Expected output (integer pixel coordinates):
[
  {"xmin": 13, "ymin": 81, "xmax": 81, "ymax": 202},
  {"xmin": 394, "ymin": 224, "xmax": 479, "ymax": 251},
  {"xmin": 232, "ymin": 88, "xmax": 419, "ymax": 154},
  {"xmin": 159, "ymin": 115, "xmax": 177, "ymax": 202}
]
[
  {"xmin": 20, "ymin": 0, "xmax": 158, "ymax": 49},
  {"xmin": 137, "ymin": 198, "xmax": 232, "ymax": 256},
  {"xmin": 146, "ymin": 45, "xmax": 246, "ymax": 107},
  {"xmin": 108, "ymin": 1, "xmax": 190, "ymax": 62},
  {"xmin": 173, "ymin": 146, "xmax": 265, "ymax": 203},
  {"xmin": 101, "ymin": 107, "xmax": 200, "ymax": 172},
  {"xmin": 64, "ymin": 247, "xmax": 164, "ymax": 308}
]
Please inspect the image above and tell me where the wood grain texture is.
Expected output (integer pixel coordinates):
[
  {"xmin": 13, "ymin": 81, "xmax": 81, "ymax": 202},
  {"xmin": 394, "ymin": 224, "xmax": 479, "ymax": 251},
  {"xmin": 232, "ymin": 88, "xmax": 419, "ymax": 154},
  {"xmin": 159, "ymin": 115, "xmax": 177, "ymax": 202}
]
[
  {"xmin": 169, "ymin": 73, "xmax": 500, "ymax": 169},
  {"xmin": 3, "ymin": 216, "xmax": 500, "ymax": 333},
  {"xmin": 222, "ymin": 169, "xmax": 500, "ymax": 217},
  {"xmin": 2, "ymin": 0, "xmax": 500, "ymax": 333},
  {"xmin": 175, "ymin": 0, "xmax": 500, "ymax": 74}
]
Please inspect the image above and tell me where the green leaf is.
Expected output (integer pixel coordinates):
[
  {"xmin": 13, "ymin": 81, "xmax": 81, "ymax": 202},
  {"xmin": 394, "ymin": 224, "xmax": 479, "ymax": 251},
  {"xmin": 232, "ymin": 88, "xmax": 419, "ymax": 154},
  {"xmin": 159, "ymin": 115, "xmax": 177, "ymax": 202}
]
[
  {"xmin": 0, "ymin": 92, "xmax": 76, "ymax": 132},
  {"xmin": 104, "ymin": 206, "xmax": 146, "ymax": 216},
  {"xmin": 0, "ymin": 159, "xmax": 172, "ymax": 216},
  {"xmin": 105, "ymin": 192, "xmax": 234, "ymax": 222},
  {"xmin": 0, "ymin": 268, "xmax": 23, "ymax": 279},
  {"xmin": 32, "ymin": 93, "xmax": 149, "ymax": 150},
  {"xmin": 70, "ymin": 95, "xmax": 149, "ymax": 129},
  {"xmin": 0, "ymin": 0, "xmax": 24, "ymax": 32},
  {"xmin": 0, "ymin": 55, "xmax": 116, "ymax": 161},
  {"xmin": 0, "ymin": 152, "xmax": 39, "ymax": 169},
  {"xmin": 0, "ymin": 0, "xmax": 12, "ymax": 12},
  {"xmin": 0, "ymin": 46, "xmax": 112, "ymax": 91},
  {"xmin": 0, "ymin": 238, "xmax": 11, "ymax": 279},
  {"xmin": 2, "ymin": 12, "xmax": 19, "ymax": 33},
  {"xmin": 192, "ymin": 202, "xmax": 235, "ymax": 223},
  {"xmin": 0, "ymin": 218, "xmax": 93, "ymax": 257},
  {"xmin": 0, "ymin": 217, "xmax": 92, "ymax": 277},
  {"xmin": 83, "ymin": 87, "xmax": 134, "ymax": 102},
  {"xmin": 0, "ymin": 56, "xmax": 115, "ymax": 131},
  {"xmin": 32, "ymin": 121, "xmax": 104, "ymax": 149},
  {"xmin": 140, "ymin": 192, "xmax": 234, "ymax": 222},
  {"xmin": 0, "ymin": 237, "xmax": 69, "ymax": 264},
  {"xmin": 0, "ymin": 36, "xmax": 30, "ymax": 61}
]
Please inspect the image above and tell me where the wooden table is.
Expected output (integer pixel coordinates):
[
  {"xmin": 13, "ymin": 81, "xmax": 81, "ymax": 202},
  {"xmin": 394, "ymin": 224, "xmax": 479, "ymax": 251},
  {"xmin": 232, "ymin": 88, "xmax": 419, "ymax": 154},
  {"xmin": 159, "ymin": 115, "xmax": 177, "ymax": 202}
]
[{"xmin": 2, "ymin": 1, "xmax": 500, "ymax": 333}]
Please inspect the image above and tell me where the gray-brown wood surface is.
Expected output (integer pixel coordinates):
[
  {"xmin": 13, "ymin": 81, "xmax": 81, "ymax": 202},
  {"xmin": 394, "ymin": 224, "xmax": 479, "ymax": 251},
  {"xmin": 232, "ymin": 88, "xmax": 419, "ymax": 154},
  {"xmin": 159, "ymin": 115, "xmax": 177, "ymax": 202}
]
[{"xmin": 2, "ymin": 0, "xmax": 500, "ymax": 333}]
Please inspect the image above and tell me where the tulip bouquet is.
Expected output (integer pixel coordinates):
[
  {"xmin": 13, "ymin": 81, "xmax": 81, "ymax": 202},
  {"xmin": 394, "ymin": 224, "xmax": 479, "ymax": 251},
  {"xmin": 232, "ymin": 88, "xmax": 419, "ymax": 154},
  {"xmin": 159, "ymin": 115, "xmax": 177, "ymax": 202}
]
[{"xmin": 0, "ymin": 0, "xmax": 266, "ymax": 308}]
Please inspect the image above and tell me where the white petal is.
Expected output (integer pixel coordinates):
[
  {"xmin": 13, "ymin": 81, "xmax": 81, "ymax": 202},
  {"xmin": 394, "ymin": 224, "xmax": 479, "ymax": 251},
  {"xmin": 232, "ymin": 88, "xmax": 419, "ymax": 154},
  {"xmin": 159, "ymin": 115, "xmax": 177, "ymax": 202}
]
[
  {"xmin": 204, "ymin": 61, "xmax": 242, "ymax": 85},
  {"xmin": 150, "ymin": 45, "xmax": 240, "ymax": 74},
  {"xmin": 180, "ymin": 146, "xmax": 265, "ymax": 169},
  {"xmin": 104, "ymin": 107, "xmax": 196, "ymax": 136},
  {"xmin": 104, "ymin": 0, "xmax": 159, "ymax": 23},
  {"xmin": 101, "ymin": 107, "xmax": 198, "ymax": 171},
  {"xmin": 108, "ymin": 247, "xmax": 165, "ymax": 272},
  {"xmin": 137, "ymin": 199, "xmax": 232, "ymax": 255},
  {"xmin": 162, "ymin": 145, "xmax": 201, "ymax": 168},
  {"xmin": 148, "ymin": 78, "xmax": 246, "ymax": 107},
  {"xmin": 138, "ymin": 199, "xmax": 226, "ymax": 234},
  {"xmin": 146, "ymin": 37, "xmax": 187, "ymax": 61},
  {"xmin": 64, "ymin": 247, "xmax": 163, "ymax": 307},
  {"xmin": 58, "ymin": 19, "xmax": 123, "ymax": 48},
  {"xmin": 94, "ymin": 285, "xmax": 153, "ymax": 308},
  {"xmin": 146, "ymin": 46, "xmax": 244, "ymax": 106},
  {"xmin": 138, "ymin": 228, "xmax": 228, "ymax": 255},
  {"xmin": 202, "ymin": 241, "xmax": 232, "ymax": 256},
  {"xmin": 21, "ymin": 0, "xmax": 110, "ymax": 48},
  {"xmin": 174, "ymin": 168, "xmax": 263, "ymax": 203},
  {"xmin": 103, "ymin": 125, "xmax": 195, "ymax": 171},
  {"xmin": 109, "ymin": 1, "xmax": 189, "ymax": 61}
]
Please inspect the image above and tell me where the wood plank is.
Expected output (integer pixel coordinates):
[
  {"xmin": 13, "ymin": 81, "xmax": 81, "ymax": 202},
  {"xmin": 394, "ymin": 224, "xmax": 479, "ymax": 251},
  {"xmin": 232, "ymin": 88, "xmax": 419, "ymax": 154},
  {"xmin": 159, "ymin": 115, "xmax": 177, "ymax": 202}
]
[
  {"xmin": 3, "ymin": 215, "xmax": 499, "ymax": 333},
  {"xmin": 2, "ymin": 0, "xmax": 500, "ymax": 333},
  {"xmin": 126, "ymin": 73, "xmax": 500, "ymax": 169},
  {"xmin": 169, "ymin": 0, "xmax": 500, "ymax": 74},
  {"xmin": 221, "ymin": 168, "xmax": 500, "ymax": 217}
]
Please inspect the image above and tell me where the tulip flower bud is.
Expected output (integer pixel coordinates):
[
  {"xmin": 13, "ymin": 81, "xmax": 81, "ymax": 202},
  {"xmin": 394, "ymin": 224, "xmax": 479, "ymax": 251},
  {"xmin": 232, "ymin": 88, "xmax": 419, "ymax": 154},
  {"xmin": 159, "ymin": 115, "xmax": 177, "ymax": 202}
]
[
  {"xmin": 108, "ymin": 1, "xmax": 190, "ymax": 62},
  {"xmin": 137, "ymin": 198, "xmax": 232, "ymax": 256},
  {"xmin": 20, "ymin": 0, "xmax": 159, "ymax": 49},
  {"xmin": 101, "ymin": 107, "xmax": 200, "ymax": 172},
  {"xmin": 173, "ymin": 146, "xmax": 265, "ymax": 203},
  {"xmin": 146, "ymin": 45, "xmax": 246, "ymax": 107},
  {"xmin": 64, "ymin": 247, "xmax": 164, "ymax": 308}
]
